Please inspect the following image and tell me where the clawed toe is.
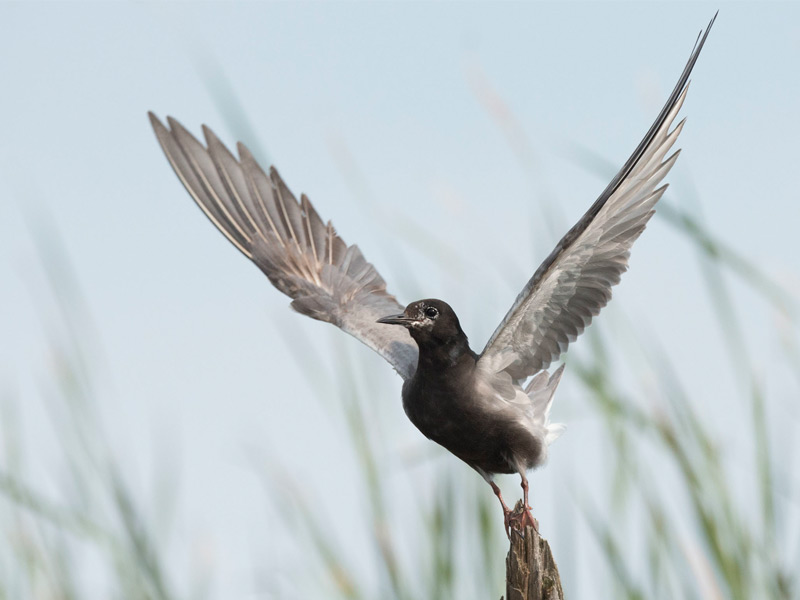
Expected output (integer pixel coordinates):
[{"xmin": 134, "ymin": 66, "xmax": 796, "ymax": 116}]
[
  {"xmin": 506, "ymin": 500, "xmax": 539, "ymax": 537},
  {"xmin": 520, "ymin": 505, "xmax": 539, "ymax": 533},
  {"xmin": 502, "ymin": 509, "xmax": 512, "ymax": 539},
  {"xmin": 492, "ymin": 482, "xmax": 539, "ymax": 539}
]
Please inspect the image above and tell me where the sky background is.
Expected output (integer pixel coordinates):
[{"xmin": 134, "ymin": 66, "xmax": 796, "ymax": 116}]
[{"xmin": 1, "ymin": 2, "xmax": 799, "ymax": 598}]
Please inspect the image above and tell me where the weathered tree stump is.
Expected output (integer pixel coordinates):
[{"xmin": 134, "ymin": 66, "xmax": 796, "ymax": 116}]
[{"xmin": 502, "ymin": 502, "xmax": 564, "ymax": 600}]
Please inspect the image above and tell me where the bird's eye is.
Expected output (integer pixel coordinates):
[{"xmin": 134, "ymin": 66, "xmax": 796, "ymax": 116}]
[{"xmin": 424, "ymin": 306, "xmax": 439, "ymax": 319}]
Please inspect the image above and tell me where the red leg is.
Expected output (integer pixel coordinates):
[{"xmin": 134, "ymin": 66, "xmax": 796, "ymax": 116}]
[
  {"xmin": 522, "ymin": 476, "xmax": 530, "ymax": 508},
  {"xmin": 518, "ymin": 475, "xmax": 539, "ymax": 532},
  {"xmin": 490, "ymin": 481, "xmax": 513, "ymax": 539}
]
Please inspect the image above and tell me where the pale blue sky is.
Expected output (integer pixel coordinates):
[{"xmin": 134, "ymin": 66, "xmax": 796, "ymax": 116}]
[{"xmin": 1, "ymin": 2, "xmax": 798, "ymax": 597}]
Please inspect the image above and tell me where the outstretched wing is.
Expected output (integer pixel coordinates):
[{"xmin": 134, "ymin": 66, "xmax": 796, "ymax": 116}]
[
  {"xmin": 149, "ymin": 115, "xmax": 418, "ymax": 380},
  {"xmin": 478, "ymin": 15, "xmax": 715, "ymax": 381}
]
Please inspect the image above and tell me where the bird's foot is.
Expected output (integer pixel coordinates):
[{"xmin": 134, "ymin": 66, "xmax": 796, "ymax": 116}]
[
  {"xmin": 507, "ymin": 500, "xmax": 539, "ymax": 538},
  {"xmin": 520, "ymin": 504, "xmax": 539, "ymax": 533},
  {"xmin": 502, "ymin": 508, "xmax": 512, "ymax": 539}
]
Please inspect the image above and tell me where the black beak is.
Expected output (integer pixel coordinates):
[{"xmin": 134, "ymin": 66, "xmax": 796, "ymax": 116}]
[{"xmin": 377, "ymin": 314, "xmax": 414, "ymax": 326}]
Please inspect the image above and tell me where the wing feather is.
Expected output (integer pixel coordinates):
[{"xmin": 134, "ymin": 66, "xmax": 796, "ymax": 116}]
[
  {"xmin": 479, "ymin": 15, "xmax": 715, "ymax": 381},
  {"xmin": 149, "ymin": 114, "xmax": 418, "ymax": 379}
]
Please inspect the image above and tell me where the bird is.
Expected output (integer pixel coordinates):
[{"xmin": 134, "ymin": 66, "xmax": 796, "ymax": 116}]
[{"xmin": 149, "ymin": 15, "xmax": 714, "ymax": 536}]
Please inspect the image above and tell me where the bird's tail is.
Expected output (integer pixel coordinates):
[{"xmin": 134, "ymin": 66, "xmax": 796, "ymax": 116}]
[{"xmin": 524, "ymin": 364, "xmax": 566, "ymax": 446}]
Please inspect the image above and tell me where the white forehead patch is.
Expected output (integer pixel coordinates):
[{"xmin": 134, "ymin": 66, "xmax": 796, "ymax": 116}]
[{"xmin": 406, "ymin": 302, "xmax": 435, "ymax": 329}]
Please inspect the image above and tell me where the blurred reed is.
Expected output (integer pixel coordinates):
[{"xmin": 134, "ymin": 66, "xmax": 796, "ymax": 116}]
[{"xmin": 0, "ymin": 214, "xmax": 181, "ymax": 599}]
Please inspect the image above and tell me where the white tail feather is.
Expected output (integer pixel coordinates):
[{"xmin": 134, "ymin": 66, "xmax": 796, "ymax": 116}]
[{"xmin": 525, "ymin": 364, "xmax": 566, "ymax": 446}]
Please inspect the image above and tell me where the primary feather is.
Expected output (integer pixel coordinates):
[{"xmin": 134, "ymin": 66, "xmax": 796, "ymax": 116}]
[
  {"xmin": 478, "ymin": 15, "xmax": 715, "ymax": 382},
  {"xmin": 148, "ymin": 114, "xmax": 418, "ymax": 380}
]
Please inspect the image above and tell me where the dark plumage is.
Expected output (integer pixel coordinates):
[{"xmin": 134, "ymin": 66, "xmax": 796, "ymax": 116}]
[
  {"xmin": 381, "ymin": 300, "xmax": 545, "ymax": 476},
  {"xmin": 378, "ymin": 299, "xmax": 563, "ymax": 533},
  {"xmin": 148, "ymin": 16, "xmax": 715, "ymax": 536}
]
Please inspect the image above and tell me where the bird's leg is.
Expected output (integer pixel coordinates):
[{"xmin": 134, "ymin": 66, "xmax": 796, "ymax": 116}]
[
  {"xmin": 490, "ymin": 481, "xmax": 513, "ymax": 538},
  {"xmin": 518, "ymin": 475, "xmax": 539, "ymax": 532},
  {"xmin": 522, "ymin": 476, "xmax": 530, "ymax": 508}
]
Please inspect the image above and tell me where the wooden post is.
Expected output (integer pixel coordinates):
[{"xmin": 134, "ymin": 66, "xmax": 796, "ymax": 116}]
[{"xmin": 503, "ymin": 502, "xmax": 564, "ymax": 600}]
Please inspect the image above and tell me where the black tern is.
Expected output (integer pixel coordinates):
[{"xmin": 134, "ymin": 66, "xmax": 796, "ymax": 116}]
[{"xmin": 149, "ymin": 15, "xmax": 714, "ymax": 535}]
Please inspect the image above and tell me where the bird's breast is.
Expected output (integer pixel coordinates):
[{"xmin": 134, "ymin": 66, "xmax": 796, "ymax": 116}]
[
  {"xmin": 400, "ymin": 355, "xmax": 544, "ymax": 475},
  {"xmin": 401, "ymin": 358, "xmax": 478, "ymax": 438}
]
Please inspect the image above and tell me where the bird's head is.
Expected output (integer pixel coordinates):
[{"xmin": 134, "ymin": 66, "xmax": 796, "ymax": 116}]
[{"xmin": 377, "ymin": 299, "xmax": 467, "ymax": 348}]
